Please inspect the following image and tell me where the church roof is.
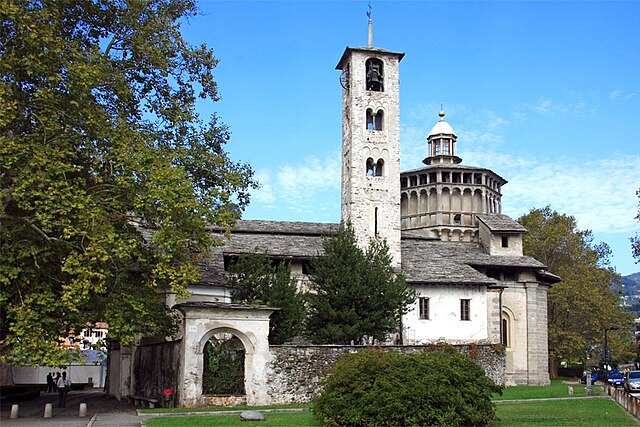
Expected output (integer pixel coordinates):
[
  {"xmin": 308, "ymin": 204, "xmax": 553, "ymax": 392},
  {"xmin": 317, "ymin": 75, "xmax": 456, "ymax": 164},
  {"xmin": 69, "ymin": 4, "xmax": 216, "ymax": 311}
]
[
  {"xmin": 477, "ymin": 214, "xmax": 528, "ymax": 233},
  {"xmin": 194, "ymin": 220, "xmax": 548, "ymax": 288},
  {"xmin": 336, "ymin": 46, "xmax": 405, "ymax": 70},
  {"xmin": 211, "ymin": 220, "xmax": 338, "ymax": 236},
  {"xmin": 428, "ymin": 119, "xmax": 456, "ymax": 137},
  {"xmin": 197, "ymin": 220, "xmax": 338, "ymax": 286},
  {"xmin": 400, "ymin": 238, "xmax": 546, "ymax": 285}
]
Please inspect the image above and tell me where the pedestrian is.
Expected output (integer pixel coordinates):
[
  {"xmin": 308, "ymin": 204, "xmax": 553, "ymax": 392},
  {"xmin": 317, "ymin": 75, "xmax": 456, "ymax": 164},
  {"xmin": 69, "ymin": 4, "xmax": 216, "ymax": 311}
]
[
  {"xmin": 57, "ymin": 371, "xmax": 70, "ymax": 408},
  {"xmin": 46, "ymin": 372, "xmax": 54, "ymax": 393},
  {"xmin": 54, "ymin": 372, "xmax": 60, "ymax": 392}
]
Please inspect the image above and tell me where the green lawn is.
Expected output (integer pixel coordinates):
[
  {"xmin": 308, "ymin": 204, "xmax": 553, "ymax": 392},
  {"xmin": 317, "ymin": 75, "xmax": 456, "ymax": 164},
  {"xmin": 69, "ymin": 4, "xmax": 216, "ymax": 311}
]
[
  {"xmin": 138, "ymin": 403, "xmax": 309, "ymax": 414},
  {"xmin": 142, "ymin": 380, "xmax": 636, "ymax": 427},
  {"xmin": 143, "ymin": 411, "xmax": 319, "ymax": 427},
  {"xmin": 143, "ymin": 399, "xmax": 637, "ymax": 427},
  {"xmin": 495, "ymin": 379, "xmax": 603, "ymax": 400},
  {"xmin": 493, "ymin": 398, "xmax": 638, "ymax": 426}
]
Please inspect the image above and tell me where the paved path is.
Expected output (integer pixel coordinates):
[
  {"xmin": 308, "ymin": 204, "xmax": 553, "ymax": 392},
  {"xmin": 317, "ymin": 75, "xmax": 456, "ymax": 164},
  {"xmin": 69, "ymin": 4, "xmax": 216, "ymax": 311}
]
[{"xmin": 1, "ymin": 389, "xmax": 151, "ymax": 427}]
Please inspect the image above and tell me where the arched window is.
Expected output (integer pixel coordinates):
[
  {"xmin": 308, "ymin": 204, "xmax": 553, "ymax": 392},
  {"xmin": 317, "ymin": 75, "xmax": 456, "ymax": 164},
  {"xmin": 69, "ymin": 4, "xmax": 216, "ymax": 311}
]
[
  {"xmin": 365, "ymin": 58, "xmax": 384, "ymax": 92},
  {"xmin": 375, "ymin": 109, "xmax": 383, "ymax": 130},
  {"xmin": 366, "ymin": 108, "xmax": 374, "ymax": 130},
  {"xmin": 366, "ymin": 108, "xmax": 383, "ymax": 131},
  {"xmin": 501, "ymin": 311, "xmax": 512, "ymax": 348},
  {"xmin": 366, "ymin": 158, "xmax": 375, "ymax": 176},
  {"xmin": 375, "ymin": 159, "xmax": 384, "ymax": 176}
]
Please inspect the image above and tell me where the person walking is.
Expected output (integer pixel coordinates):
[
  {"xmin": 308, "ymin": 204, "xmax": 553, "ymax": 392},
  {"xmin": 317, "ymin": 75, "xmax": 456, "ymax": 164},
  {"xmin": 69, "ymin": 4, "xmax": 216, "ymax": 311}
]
[
  {"xmin": 46, "ymin": 372, "xmax": 54, "ymax": 393},
  {"xmin": 56, "ymin": 371, "xmax": 70, "ymax": 408}
]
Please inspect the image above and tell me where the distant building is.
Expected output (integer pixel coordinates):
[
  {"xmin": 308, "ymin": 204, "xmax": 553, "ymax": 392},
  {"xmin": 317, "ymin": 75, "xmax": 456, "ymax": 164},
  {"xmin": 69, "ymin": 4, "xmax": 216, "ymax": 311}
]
[{"xmin": 61, "ymin": 322, "xmax": 108, "ymax": 351}]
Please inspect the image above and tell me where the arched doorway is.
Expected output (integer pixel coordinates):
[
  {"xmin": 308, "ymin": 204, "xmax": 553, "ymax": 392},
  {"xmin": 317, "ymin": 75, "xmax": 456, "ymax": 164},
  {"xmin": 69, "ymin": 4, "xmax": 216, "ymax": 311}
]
[
  {"xmin": 202, "ymin": 332, "xmax": 245, "ymax": 396},
  {"xmin": 175, "ymin": 302, "xmax": 275, "ymax": 407}
]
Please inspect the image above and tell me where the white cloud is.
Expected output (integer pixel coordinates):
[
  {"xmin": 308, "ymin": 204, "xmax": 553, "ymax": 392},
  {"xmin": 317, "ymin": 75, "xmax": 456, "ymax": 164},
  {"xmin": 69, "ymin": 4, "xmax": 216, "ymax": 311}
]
[
  {"xmin": 609, "ymin": 89, "xmax": 623, "ymax": 100},
  {"xmin": 611, "ymin": 89, "xmax": 637, "ymax": 101},
  {"xmin": 402, "ymin": 101, "xmax": 639, "ymax": 235},
  {"xmin": 470, "ymin": 150, "xmax": 640, "ymax": 234},
  {"xmin": 246, "ymin": 152, "xmax": 342, "ymax": 222}
]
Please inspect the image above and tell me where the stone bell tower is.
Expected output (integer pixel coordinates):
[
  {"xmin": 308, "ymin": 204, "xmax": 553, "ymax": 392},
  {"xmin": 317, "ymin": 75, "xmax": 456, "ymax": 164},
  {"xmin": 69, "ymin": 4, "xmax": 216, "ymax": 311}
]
[{"xmin": 336, "ymin": 13, "xmax": 404, "ymax": 268}]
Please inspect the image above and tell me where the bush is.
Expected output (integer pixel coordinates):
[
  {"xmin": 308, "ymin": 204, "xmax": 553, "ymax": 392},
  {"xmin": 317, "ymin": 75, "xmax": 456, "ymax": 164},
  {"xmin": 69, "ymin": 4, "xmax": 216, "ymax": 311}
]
[{"xmin": 313, "ymin": 347, "xmax": 502, "ymax": 426}]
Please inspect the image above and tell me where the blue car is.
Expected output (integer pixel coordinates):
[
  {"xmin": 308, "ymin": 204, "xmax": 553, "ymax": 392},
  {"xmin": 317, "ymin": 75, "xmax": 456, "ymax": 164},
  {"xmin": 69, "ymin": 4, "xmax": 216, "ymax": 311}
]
[{"xmin": 606, "ymin": 369, "xmax": 624, "ymax": 387}]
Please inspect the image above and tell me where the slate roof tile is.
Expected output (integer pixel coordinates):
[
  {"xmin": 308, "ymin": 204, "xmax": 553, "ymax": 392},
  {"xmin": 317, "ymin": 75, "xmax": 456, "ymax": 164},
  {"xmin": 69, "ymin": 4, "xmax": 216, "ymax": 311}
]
[{"xmin": 195, "ymin": 220, "xmax": 548, "ymax": 287}]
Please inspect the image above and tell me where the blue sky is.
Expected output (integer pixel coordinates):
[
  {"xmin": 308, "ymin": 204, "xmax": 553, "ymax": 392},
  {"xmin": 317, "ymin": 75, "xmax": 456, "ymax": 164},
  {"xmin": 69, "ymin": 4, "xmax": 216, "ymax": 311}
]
[{"xmin": 182, "ymin": 1, "xmax": 640, "ymax": 276}]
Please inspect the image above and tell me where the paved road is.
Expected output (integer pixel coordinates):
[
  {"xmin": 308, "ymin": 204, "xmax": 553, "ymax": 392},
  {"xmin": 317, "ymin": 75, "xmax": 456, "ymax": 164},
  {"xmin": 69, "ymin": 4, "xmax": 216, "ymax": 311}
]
[{"xmin": 1, "ymin": 389, "xmax": 151, "ymax": 427}]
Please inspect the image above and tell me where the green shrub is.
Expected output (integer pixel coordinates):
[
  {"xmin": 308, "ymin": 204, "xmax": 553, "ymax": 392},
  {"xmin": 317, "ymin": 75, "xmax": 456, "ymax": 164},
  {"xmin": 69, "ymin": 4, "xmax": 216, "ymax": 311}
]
[{"xmin": 313, "ymin": 347, "xmax": 502, "ymax": 426}]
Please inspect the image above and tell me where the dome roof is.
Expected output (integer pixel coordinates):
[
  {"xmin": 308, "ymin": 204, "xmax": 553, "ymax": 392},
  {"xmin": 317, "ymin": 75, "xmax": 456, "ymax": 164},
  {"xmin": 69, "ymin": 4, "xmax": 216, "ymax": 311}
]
[{"xmin": 428, "ymin": 111, "xmax": 456, "ymax": 137}]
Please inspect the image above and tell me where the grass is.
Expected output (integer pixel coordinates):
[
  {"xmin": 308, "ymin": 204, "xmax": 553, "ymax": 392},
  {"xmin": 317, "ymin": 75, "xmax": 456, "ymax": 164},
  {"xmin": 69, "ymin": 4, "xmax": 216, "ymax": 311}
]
[
  {"xmin": 143, "ymin": 411, "xmax": 319, "ymax": 426},
  {"xmin": 493, "ymin": 398, "xmax": 638, "ymax": 426},
  {"xmin": 141, "ymin": 379, "xmax": 636, "ymax": 426},
  {"xmin": 495, "ymin": 378, "xmax": 603, "ymax": 400},
  {"xmin": 143, "ymin": 400, "xmax": 638, "ymax": 427},
  {"xmin": 138, "ymin": 403, "xmax": 309, "ymax": 414}
]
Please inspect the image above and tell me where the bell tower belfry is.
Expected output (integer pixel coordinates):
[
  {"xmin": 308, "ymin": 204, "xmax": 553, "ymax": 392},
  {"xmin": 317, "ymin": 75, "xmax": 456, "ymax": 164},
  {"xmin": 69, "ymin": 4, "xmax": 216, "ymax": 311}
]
[{"xmin": 336, "ymin": 14, "xmax": 404, "ymax": 268}]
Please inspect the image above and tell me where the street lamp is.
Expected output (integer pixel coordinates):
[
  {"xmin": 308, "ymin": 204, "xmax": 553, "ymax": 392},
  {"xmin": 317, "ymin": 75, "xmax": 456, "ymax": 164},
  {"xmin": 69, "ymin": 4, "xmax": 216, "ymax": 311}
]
[{"xmin": 604, "ymin": 325, "xmax": 620, "ymax": 370}]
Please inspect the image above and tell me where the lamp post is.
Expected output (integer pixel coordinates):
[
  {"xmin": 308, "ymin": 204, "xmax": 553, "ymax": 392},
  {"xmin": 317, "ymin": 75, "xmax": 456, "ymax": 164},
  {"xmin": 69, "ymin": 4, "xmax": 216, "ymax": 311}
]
[{"xmin": 604, "ymin": 325, "xmax": 620, "ymax": 370}]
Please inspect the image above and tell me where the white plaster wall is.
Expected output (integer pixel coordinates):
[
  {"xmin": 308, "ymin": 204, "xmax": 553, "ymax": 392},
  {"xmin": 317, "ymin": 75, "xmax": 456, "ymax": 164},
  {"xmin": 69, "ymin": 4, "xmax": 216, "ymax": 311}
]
[
  {"xmin": 12, "ymin": 364, "xmax": 107, "ymax": 388},
  {"xmin": 118, "ymin": 347, "xmax": 132, "ymax": 400},
  {"xmin": 403, "ymin": 285, "xmax": 488, "ymax": 344},
  {"xmin": 478, "ymin": 222, "xmax": 523, "ymax": 257},
  {"xmin": 502, "ymin": 284, "xmax": 529, "ymax": 386},
  {"xmin": 488, "ymin": 234, "xmax": 523, "ymax": 256}
]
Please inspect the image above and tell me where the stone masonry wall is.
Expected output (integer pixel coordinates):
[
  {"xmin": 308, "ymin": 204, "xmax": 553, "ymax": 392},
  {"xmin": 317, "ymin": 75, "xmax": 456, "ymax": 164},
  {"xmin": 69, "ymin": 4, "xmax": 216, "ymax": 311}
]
[{"xmin": 266, "ymin": 344, "xmax": 505, "ymax": 405}]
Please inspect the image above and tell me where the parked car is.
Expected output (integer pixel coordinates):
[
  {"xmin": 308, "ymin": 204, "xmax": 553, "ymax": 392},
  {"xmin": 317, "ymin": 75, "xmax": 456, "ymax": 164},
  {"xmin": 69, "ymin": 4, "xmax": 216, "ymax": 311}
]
[
  {"xmin": 624, "ymin": 370, "xmax": 640, "ymax": 393},
  {"xmin": 606, "ymin": 369, "xmax": 624, "ymax": 387}
]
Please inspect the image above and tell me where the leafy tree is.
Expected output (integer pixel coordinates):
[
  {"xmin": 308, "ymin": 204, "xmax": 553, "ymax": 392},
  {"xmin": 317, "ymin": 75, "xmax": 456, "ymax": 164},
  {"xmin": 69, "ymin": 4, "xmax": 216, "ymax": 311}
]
[
  {"xmin": 227, "ymin": 253, "xmax": 305, "ymax": 345},
  {"xmin": 313, "ymin": 347, "xmax": 502, "ymax": 427},
  {"xmin": 518, "ymin": 207, "xmax": 633, "ymax": 377},
  {"xmin": 632, "ymin": 188, "xmax": 640, "ymax": 263},
  {"xmin": 305, "ymin": 224, "xmax": 414, "ymax": 344},
  {"xmin": 0, "ymin": 0, "xmax": 255, "ymax": 366}
]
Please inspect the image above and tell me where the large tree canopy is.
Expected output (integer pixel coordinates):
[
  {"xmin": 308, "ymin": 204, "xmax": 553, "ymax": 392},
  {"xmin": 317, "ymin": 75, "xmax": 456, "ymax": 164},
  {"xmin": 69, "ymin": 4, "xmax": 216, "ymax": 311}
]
[
  {"xmin": 518, "ymin": 207, "xmax": 633, "ymax": 376},
  {"xmin": 306, "ymin": 224, "xmax": 414, "ymax": 345},
  {"xmin": 0, "ymin": 0, "xmax": 255, "ymax": 366}
]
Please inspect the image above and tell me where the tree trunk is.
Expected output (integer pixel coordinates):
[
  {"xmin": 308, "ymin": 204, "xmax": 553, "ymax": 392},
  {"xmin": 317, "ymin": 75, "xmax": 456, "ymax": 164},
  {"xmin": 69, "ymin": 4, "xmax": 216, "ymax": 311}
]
[{"xmin": 549, "ymin": 356, "xmax": 560, "ymax": 379}]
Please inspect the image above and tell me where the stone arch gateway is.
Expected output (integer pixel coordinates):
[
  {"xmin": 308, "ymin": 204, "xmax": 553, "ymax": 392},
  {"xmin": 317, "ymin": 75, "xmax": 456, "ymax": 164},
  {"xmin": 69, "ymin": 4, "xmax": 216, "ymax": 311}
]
[{"xmin": 174, "ymin": 302, "xmax": 275, "ymax": 408}]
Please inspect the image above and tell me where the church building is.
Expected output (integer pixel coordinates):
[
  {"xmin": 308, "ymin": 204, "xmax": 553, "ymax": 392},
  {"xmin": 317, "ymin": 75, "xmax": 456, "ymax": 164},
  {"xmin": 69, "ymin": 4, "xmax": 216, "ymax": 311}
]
[{"xmin": 113, "ymin": 18, "xmax": 560, "ymax": 407}]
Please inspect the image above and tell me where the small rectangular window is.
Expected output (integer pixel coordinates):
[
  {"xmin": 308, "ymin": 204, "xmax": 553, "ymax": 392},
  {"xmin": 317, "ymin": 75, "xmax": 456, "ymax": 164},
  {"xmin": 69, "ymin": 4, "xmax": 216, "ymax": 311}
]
[
  {"xmin": 418, "ymin": 297, "xmax": 430, "ymax": 320},
  {"xmin": 460, "ymin": 299, "xmax": 470, "ymax": 321},
  {"xmin": 501, "ymin": 236, "xmax": 509, "ymax": 248}
]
